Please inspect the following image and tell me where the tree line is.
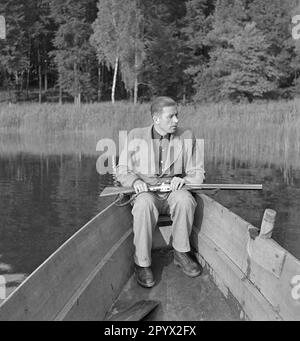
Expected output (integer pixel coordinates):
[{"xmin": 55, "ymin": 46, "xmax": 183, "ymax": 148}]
[{"xmin": 0, "ymin": 0, "xmax": 299, "ymax": 104}]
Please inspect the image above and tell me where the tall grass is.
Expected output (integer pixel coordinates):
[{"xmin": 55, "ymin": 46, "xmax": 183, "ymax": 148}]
[
  {"xmin": 0, "ymin": 100, "xmax": 299, "ymax": 176},
  {"xmin": 0, "ymin": 102, "xmax": 150, "ymax": 135},
  {"xmin": 182, "ymin": 101, "xmax": 300, "ymax": 175}
]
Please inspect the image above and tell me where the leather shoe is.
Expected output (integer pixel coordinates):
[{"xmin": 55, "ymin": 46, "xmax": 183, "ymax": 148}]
[
  {"xmin": 135, "ymin": 265, "xmax": 155, "ymax": 288},
  {"xmin": 173, "ymin": 250, "xmax": 202, "ymax": 277}
]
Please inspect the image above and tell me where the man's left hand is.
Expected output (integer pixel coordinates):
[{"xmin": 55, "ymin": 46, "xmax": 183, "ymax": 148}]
[{"xmin": 170, "ymin": 177, "xmax": 185, "ymax": 192}]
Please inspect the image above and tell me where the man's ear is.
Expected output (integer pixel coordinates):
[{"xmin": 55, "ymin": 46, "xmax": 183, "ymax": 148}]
[{"xmin": 153, "ymin": 114, "xmax": 160, "ymax": 124}]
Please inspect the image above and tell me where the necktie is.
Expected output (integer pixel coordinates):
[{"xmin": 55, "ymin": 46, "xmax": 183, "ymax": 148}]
[{"xmin": 159, "ymin": 136, "xmax": 163, "ymax": 175}]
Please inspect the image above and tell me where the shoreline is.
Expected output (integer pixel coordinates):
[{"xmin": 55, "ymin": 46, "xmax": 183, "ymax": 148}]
[{"xmin": 0, "ymin": 100, "xmax": 299, "ymax": 173}]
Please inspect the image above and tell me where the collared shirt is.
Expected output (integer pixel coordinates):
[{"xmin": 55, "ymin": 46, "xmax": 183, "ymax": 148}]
[{"xmin": 151, "ymin": 126, "xmax": 170, "ymax": 176}]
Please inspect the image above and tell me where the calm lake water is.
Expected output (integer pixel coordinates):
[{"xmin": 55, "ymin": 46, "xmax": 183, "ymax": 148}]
[{"xmin": 0, "ymin": 152, "xmax": 299, "ymax": 293}]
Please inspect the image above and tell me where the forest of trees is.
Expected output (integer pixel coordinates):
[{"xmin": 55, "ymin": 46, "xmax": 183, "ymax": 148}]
[{"xmin": 0, "ymin": 0, "xmax": 300, "ymax": 104}]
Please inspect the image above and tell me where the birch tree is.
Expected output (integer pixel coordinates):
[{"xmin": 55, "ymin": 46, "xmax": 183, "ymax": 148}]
[
  {"xmin": 120, "ymin": 1, "xmax": 145, "ymax": 103},
  {"xmin": 91, "ymin": 0, "xmax": 142, "ymax": 103}
]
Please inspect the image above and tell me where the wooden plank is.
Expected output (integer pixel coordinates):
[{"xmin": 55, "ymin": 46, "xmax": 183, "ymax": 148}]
[
  {"xmin": 106, "ymin": 300, "xmax": 159, "ymax": 321},
  {"xmin": 247, "ymin": 238, "xmax": 286, "ymax": 278},
  {"xmin": 192, "ymin": 231, "xmax": 282, "ymax": 321},
  {"xmin": 193, "ymin": 193, "xmax": 300, "ymax": 321},
  {"xmin": 193, "ymin": 194, "xmax": 250, "ymax": 271},
  {"xmin": 0, "ymin": 203, "xmax": 133, "ymax": 321},
  {"xmin": 58, "ymin": 231, "xmax": 134, "ymax": 321},
  {"xmin": 260, "ymin": 209, "xmax": 276, "ymax": 239},
  {"xmin": 245, "ymin": 239, "xmax": 300, "ymax": 321}
]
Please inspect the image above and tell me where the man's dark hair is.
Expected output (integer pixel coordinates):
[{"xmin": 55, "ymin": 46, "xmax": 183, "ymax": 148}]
[{"xmin": 150, "ymin": 96, "xmax": 177, "ymax": 117}]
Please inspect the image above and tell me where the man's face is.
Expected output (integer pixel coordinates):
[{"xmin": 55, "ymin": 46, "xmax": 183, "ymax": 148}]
[{"xmin": 155, "ymin": 105, "xmax": 179, "ymax": 134}]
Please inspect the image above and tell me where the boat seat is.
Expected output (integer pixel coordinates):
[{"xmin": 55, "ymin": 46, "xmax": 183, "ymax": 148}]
[{"xmin": 154, "ymin": 214, "xmax": 173, "ymax": 249}]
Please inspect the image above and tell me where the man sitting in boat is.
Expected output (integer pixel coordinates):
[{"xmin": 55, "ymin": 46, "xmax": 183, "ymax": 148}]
[{"xmin": 116, "ymin": 96, "xmax": 205, "ymax": 288}]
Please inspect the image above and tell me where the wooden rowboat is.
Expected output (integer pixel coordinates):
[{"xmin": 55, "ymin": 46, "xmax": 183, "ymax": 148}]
[{"xmin": 0, "ymin": 193, "xmax": 300, "ymax": 321}]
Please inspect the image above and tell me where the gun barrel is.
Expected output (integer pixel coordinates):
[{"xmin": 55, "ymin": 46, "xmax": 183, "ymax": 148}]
[
  {"xmin": 99, "ymin": 183, "xmax": 263, "ymax": 197},
  {"xmin": 185, "ymin": 184, "xmax": 263, "ymax": 190}
]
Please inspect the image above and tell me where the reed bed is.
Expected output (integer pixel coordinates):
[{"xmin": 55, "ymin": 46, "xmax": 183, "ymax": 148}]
[
  {"xmin": 0, "ymin": 100, "xmax": 299, "ymax": 174},
  {"xmin": 182, "ymin": 101, "xmax": 300, "ymax": 173},
  {"xmin": 0, "ymin": 102, "xmax": 150, "ymax": 135}
]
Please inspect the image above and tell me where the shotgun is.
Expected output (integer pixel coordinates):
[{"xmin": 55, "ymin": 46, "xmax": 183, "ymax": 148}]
[{"xmin": 100, "ymin": 183, "xmax": 263, "ymax": 197}]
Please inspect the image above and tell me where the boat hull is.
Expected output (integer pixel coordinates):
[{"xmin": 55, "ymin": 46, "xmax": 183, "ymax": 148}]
[
  {"xmin": 191, "ymin": 194, "xmax": 300, "ymax": 321},
  {"xmin": 0, "ymin": 193, "xmax": 300, "ymax": 321},
  {"xmin": 0, "ymin": 201, "xmax": 134, "ymax": 321}
]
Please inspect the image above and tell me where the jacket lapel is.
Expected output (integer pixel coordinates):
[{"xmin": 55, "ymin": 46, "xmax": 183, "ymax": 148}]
[
  {"xmin": 147, "ymin": 125, "xmax": 156, "ymax": 175},
  {"xmin": 143, "ymin": 125, "xmax": 183, "ymax": 176},
  {"xmin": 162, "ymin": 132, "xmax": 183, "ymax": 175}
]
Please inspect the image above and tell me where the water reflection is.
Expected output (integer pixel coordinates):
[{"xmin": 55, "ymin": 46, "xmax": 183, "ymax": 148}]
[{"xmin": 0, "ymin": 153, "xmax": 113, "ymax": 285}]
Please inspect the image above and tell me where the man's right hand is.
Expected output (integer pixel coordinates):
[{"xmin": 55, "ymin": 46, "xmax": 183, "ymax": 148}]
[{"xmin": 133, "ymin": 180, "xmax": 148, "ymax": 194}]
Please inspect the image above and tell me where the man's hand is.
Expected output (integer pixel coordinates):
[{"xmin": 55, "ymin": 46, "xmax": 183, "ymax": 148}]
[
  {"xmin": 133, "ymin": 180, "xmax": 148, "ymax": 194},
  {"xmin": 170, "ymin": 177, "xmax": 185, "ymax": 192}
]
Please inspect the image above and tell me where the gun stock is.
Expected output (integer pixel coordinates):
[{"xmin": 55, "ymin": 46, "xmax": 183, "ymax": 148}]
[{"xmin": 100, "ymin": 183, "xmax": 263, "ymax": 197}]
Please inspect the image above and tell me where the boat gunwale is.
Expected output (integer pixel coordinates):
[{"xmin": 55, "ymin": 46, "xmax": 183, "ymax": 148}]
[
  {"xmin": 0, "ymin": 199, "xmax": 117, "ymax": 309},
  {"xmin": 196, "ymin": 193, "xmax": 300, "ymax": 264},
  {"xmin": 193, "ymin": 193, "xmax": 300, "ymax": 321}
]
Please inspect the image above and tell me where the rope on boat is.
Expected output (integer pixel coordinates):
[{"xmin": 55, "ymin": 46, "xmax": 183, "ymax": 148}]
[
  {"xmin": 246, "ymin": 226, "xmax": 260, "ymax": 258},
  {"xmin": 247, "ymin": 236, "xmax": 253, "ymax": 258},
  {"xmin": 112, "ymin": 194, "xmax": 138, "ymax": 207}
]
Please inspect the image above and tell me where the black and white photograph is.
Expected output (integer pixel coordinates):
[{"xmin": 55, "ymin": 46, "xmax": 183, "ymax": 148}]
[{"xmin": 0, "ymin": 0, "xmax": 299, "ymax": 323}]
